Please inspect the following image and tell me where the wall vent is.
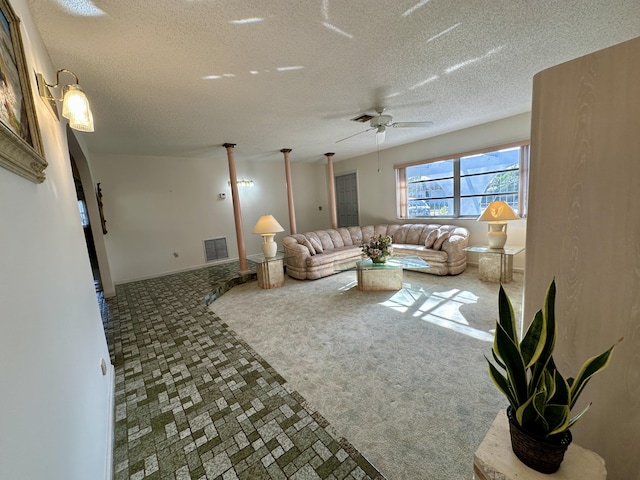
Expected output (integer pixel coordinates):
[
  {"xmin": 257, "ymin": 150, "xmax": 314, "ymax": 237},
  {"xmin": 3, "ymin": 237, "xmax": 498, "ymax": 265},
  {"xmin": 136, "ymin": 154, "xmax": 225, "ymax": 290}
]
[
  {"xmin": 203, "ymin": 237, "xmax": 229, "ymax": 262},
  {"xmin": 351, "ymin": 113, "xmax": 374, "ymax": 123}
]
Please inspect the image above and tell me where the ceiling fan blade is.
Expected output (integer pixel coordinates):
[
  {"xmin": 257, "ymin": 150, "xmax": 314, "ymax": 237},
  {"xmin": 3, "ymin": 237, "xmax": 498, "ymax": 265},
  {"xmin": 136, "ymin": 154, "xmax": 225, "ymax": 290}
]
[
  {"xmin": 392, "ymin": 121, "xmax": 434, "ymax": 128},
  {"xmin": 335, "ymin": 127, "xmax": 375, "ymax": 143}
]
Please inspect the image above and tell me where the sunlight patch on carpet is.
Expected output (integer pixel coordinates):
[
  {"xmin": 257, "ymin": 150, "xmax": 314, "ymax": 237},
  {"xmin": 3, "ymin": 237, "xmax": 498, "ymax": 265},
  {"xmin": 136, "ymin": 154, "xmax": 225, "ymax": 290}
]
[
  {"xmin": 379, "ymin": 286, "xmax": 493, "ymax": 342},
  {"xmin": 379, "ymin": 287, "xmax": 426, "ymax": 312}
]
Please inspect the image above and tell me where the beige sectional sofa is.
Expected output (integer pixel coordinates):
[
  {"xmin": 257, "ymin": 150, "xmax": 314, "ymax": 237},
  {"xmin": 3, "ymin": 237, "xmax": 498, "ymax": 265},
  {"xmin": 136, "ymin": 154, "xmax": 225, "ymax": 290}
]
[{"xmin": 282, "ymin": 224, "xmax": 470, "ymax": 280}]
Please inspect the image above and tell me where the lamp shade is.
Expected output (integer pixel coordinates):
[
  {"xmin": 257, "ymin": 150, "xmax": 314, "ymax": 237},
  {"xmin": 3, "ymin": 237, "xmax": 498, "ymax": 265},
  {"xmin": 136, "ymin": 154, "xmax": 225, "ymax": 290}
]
[
  {"xmin": 477, "ymin": 201, "xmax": 518, "ymax": 221},
  {"xmin": 68, "ymin": 106, "xmax": 94, "ymax": 132},
  {"xmin": 252, "ymin": 215, "xmax": 284, "ymax": 234},
  {"xmin": 62, "ymin": 84, "xmax": 94, "ymax": 132},
  {"xmin": 478, "ymin": 201, "xmax": 518, "ymax": 249}
]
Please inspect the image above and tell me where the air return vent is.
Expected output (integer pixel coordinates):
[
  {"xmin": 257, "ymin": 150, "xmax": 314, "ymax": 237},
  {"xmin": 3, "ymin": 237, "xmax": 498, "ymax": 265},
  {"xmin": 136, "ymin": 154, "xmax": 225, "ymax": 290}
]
[
  {"xmin": 203, "ymin": 237, "xmax": 228, "ymax": 262},
  {"xmin": 351, "ymin": 113, "xmax": 374, "ymax": 123}
]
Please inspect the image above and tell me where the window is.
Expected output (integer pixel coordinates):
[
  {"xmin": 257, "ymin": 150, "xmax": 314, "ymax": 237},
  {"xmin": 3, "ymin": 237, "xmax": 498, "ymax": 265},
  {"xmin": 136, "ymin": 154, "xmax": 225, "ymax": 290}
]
[
  {"xmin": 78, "ymin": 199, "xmax": 90, "ymax": 227},
  {"xmin": 396, "ymin": 142, "xmax": 529, "ymax": 218}
]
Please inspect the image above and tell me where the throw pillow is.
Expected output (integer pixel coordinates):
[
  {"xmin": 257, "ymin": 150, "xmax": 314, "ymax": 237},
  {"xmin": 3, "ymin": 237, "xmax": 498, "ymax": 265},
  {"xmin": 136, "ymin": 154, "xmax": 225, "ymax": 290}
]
[
  {"xmin": 301, "ymin": 237, "xmax": 316, "ymax": 255},
  {"xmin": 424, "ymin": 229, "xmax": 438, "ymax": 249},
  {"xmin": 433, "ymin": 229, "xmax": 450, "ymax": 250},
  {"xmin": 309, "ymin": 237, "xmax": 323, "ymax": 253}
]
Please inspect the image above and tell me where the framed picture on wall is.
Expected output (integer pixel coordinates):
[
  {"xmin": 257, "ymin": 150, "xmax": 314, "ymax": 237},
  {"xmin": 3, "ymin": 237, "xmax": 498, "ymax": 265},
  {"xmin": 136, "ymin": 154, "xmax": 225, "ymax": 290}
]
[{"xmin": 0, "ymin": 0, "xmax": 46, "ymax": 183}]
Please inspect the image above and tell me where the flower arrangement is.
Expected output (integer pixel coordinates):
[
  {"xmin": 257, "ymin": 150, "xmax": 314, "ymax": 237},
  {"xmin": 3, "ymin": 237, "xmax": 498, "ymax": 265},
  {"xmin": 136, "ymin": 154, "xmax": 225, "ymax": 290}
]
[{"xmin": 362, "ymin": 234, "xmax": 393, "ymax": 263}]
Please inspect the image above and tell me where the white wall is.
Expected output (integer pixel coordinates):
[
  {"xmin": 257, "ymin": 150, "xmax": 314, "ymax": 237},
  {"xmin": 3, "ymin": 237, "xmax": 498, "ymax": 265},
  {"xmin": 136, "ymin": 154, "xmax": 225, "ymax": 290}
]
[
  {"xmin": 90, "ymin": 150, "xmax": 326, "ymax": 283},
  {"xmin": 0, "ymin": 2, "xmax": 113, "ymax": 479},
  {"xmin": 291, "ymin": 161, "xmax": 332, "ymax": 233},
  {"xmin": 332, "ymin": 113, "xmax": 530, "ymax": 270}
]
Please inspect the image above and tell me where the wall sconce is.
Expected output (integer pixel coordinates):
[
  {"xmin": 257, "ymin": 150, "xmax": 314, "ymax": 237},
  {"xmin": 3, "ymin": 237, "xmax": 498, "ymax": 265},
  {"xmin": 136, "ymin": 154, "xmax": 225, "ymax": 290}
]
[
  {"xmin": 36, "ymin": 69, "xmax": 94, "ymax": 132},
  {"xmin": 228, "ymin": 179, "xmax": 254, "ymax": 187}
]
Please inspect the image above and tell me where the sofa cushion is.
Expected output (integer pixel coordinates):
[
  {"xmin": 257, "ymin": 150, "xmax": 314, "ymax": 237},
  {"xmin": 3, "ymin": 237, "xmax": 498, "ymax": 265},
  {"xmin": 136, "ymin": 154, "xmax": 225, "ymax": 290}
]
[
  {"xmin": 327, "ymin": 229, "xmax": 345, "ymax": 248},
  {"xmin": 433, "ymin": 228, "xmax": 450, "ymax": 250},
  {"xmin": 309, "ymin": 237, "xmax": 323, "ymax": 253},
  {"xmin": 386, "ymin": 224, "xmax": 401, "ymax": 238},
  {"xmin": 405, "ymin": 224, "xmax": 425, "ymax": 244},
  {"xmin": 347, "ymin": 226, "xmax": 364, "ymax": 245},
  {"xmin": 360, "ymin": 225, "xmax": 375, "ymax": 243},
  {"xmin": 314, "ymin": 230, "xmax": 335, "ymax": 253},
  {"xmin": 424, "ymin": 229, "xmax": 438, "ymax": 248},
  {"xmin": 393, "ymin": 225, "xmax": 409, "ymax": 244},
  {"xmin": 305, "ymin": 246, "xmax": 361, "ymax": 267},
  {"xmin": 305, "ymin": 232, "xmax": 325, "ymax": 253},
  {"xmin": 337, "ymin": 227, "xmax": 353, "ymax": 246},
  {"xmin": 374, "ymin": 224, "xmax": 389, "ymax": 238},
  {"xmin": 393, "ymin": 244, "xmax": 448, "ymax": 262},
  {"xmin": 294, "ymin": 233, "xmax": 316, "ymax": 255},
  {"xmin": 419, "ymin": 226, "xmax": 436, "ymax": 246}
]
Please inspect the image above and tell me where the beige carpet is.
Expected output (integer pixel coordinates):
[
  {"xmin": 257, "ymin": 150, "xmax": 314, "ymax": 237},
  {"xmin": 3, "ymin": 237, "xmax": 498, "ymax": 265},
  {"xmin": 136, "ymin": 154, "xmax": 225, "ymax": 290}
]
[{"xmin": 210, "ymin": 266, "xmax": 523, "ymax": 480}]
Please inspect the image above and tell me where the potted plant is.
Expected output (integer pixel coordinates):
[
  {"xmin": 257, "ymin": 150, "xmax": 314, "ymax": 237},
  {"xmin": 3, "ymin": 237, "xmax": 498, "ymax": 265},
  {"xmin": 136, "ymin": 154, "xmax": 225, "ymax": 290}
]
[
  {"xmin": 486, "ymin": 279, "xmax": 619, "ymax": 473},
  {"xmin": 361, "ymin": 234, "xmax": 393, "ymax": 264}
]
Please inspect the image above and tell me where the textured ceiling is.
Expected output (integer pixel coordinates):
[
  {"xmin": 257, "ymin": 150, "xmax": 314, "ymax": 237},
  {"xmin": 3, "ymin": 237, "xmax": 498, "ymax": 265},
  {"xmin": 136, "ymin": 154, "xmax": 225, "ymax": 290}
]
[{"xmin": 27, "ymin": 0, "xmax": 640, "ymax": 163}]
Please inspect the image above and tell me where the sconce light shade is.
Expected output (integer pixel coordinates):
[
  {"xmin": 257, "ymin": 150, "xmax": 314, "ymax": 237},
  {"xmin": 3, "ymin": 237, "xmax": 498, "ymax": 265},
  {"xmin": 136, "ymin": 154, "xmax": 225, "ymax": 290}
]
[
  {"xmin": 478, "ymin": 201, "xmax": 519, "ymax": 249},
  {"xmin": 62, "ymin": 84, "xmax": 94, "ymax": 132},
  {"xmin": 37, "ymin": 69, "xmax": 94, "ymax": 132},
  {"xmin": 252, "ymin": 214, "xmax": 285, "ymax": 258}
]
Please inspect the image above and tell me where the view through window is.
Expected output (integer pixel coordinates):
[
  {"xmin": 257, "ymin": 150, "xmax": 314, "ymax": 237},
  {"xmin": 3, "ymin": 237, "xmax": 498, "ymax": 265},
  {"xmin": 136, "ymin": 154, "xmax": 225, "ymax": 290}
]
[{"xmin": 397, "ymin": 143, "xmax": 528, "ymax": 218}]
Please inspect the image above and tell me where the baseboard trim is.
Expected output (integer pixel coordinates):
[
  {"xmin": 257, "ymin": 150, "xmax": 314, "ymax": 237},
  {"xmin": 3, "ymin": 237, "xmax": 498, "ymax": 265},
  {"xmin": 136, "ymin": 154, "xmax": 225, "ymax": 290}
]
[
  {"xmin": 114, "ymin": 258, "xmax": 241, "ymax": 285},
  {"xmin": 104, "ymin": 363, "xmax": 115, "ymax": 480}
]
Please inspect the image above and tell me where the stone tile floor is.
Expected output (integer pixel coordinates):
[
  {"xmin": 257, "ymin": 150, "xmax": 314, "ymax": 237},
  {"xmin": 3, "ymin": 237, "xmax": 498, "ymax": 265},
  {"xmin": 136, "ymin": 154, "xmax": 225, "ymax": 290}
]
[{"xmin": 99, "ymin": 261, "xmax": 385, "ymax": 480}]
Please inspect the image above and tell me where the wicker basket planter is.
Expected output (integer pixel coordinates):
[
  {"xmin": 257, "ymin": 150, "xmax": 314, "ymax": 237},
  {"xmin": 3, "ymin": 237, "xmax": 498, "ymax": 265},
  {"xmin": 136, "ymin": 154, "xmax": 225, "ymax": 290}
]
[
  {"xmin": 507, "ymin": 407, "xmax": 572, "ymax": 474},
  {"xmin": 486, "ymin": 281, "xmax": 617, "ymax": 475}
]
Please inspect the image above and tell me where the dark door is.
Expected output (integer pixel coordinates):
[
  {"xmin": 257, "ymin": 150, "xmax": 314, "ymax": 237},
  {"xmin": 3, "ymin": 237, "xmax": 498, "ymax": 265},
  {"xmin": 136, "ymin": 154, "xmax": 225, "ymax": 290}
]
[{"xmin": 335, "ymin": 172, "xmax": 359, "ymax": 227}]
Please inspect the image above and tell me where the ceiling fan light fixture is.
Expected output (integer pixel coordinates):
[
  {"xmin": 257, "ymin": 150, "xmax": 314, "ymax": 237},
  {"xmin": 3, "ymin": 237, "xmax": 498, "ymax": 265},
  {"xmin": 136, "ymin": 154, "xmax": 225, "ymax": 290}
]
[
  {"xmin": 371, "ymin": 114, "xmax": 392, "ymax": 128},
  {"xmin": 335, "ymin": 105, "xmax": 433, "ymax": 144}
]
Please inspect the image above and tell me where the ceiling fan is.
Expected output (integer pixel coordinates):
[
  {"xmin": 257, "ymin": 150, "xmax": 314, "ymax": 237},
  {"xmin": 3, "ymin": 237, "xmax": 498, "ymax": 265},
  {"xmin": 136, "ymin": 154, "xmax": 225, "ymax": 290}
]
[{"xmin": 336, "ymin": 107, "xmax": 433, "ymax": 144}]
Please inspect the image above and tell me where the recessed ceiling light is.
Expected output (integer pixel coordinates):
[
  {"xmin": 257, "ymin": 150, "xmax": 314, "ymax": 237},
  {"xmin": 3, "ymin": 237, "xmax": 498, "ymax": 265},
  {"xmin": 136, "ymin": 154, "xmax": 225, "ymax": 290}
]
[{"xmin": 202, "ymin": 75, "xmax": 222, "ymax": 80}]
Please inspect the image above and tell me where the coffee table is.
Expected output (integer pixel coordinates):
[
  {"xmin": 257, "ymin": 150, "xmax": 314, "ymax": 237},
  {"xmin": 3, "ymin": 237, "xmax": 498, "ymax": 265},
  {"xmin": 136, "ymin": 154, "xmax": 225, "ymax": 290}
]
[{"xmin": 355, "ymin": 256, "xmax": 429, "ymax": 291}]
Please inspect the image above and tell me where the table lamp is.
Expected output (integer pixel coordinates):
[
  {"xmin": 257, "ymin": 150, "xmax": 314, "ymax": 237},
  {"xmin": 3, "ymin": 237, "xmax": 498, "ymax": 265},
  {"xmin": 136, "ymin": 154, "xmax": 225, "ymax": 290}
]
[
  {"xmin": 477, "ymin": 201, "xmax": 519, "ymax": 249},
  {"xmin": 252, "ymin": 214, "xmax": 285, "ymax": 258}
]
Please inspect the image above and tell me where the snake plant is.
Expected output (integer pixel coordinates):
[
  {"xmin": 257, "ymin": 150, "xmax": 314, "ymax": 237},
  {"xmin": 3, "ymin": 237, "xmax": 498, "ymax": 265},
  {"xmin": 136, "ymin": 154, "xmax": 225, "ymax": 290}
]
[{"xmin": 486, "ymin": 280, "xmax": 618, "ymax": 438}]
